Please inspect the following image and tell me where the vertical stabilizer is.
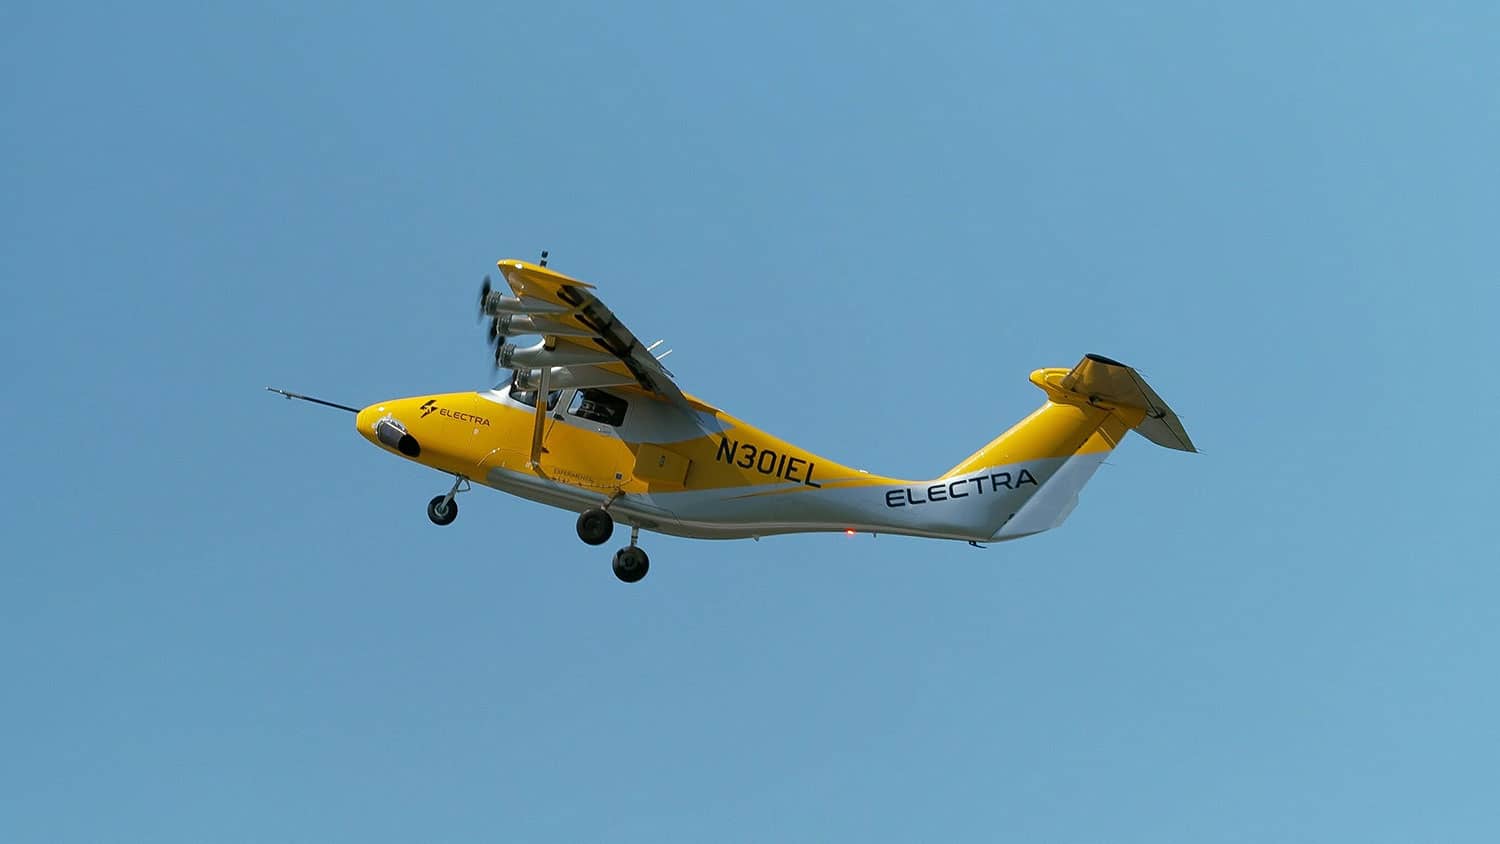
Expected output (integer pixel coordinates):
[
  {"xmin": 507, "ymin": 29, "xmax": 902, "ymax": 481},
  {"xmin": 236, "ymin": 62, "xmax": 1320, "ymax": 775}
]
[{"xmin": 936, "ymin": 354, "xmax": 1193, "ymax": 541}]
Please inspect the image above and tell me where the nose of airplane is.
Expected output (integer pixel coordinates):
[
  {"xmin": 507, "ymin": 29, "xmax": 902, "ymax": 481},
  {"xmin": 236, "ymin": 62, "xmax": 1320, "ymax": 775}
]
[
  {"xmin": 357, "ymin": 401, "xmax": 421, "ymax": 457},
  {"xmin": 355, "ymin": 404, "xmax": 379, "ymax": 442}
]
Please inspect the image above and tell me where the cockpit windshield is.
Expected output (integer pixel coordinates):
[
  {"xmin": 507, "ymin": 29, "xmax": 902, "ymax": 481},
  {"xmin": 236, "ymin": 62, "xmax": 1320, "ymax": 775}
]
[{"xmin": 497, "ymin": 370, "xmax": 559, "ymax": 410}]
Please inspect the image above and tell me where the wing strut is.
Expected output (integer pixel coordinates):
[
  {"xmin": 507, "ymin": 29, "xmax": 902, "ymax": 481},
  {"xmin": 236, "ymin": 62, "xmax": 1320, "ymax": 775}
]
[{"xmin": 527, "ymin": 365, "xmax": 550, "ymax": 469}]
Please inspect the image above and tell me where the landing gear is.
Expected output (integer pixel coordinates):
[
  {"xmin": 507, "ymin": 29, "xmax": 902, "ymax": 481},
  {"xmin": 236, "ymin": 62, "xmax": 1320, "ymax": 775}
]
[
  {"xmin": 426, "ymin": 475, "xmax": 469, "ymax": 526},
  {"xmin": 426, "ymin": 495, "xmax": 458, "ymax": 525},
  {"xmin": 576, "ymin": 508, "xmax": 614, "ymax": 545},
  {"xmin": 611, "ymin": 525, "xmax": 649, "ymax": 583},
  {"xmin": 612, "ymin": 546, "xmax": 649, "ymax": 583}
]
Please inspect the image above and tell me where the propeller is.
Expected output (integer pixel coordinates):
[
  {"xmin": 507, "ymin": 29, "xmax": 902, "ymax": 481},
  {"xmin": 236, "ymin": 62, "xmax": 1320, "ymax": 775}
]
[{"xmin": 479, "ymin": 275, "xmax": 507, "ymax": 372}]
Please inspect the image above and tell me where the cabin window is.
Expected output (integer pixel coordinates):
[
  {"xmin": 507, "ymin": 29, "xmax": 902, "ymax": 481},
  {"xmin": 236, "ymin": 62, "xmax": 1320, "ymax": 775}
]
[{"xmin": 568, "ymin": 389, "xmax": 628, "ymax": 426}]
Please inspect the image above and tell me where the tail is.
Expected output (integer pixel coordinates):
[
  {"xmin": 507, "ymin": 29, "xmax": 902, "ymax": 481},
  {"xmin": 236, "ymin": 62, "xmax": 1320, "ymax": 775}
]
[{"xmin": 939, "ymin": 354, "xmax": 1195, "ymax": 541}]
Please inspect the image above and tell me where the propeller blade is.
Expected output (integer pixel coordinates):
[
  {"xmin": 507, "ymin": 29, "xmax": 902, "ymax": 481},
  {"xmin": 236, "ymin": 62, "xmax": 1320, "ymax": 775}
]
[
  {"xmin": 487, "ymin": 315, "xmax": 508, "ymax": 347},
  {"xmin": 478, "ymin": 275, "xmax": 492, "ymax": 320}
]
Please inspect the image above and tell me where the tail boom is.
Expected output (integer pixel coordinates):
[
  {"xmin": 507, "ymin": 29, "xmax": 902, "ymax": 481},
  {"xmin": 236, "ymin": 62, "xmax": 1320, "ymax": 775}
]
[
  {"xmin": 630, "ymin": 355, "xmax": 1191, "ymax": 543},
  {"xmin": 930, "ymin": 353, "xmax": 1194, "ymax": 541}
]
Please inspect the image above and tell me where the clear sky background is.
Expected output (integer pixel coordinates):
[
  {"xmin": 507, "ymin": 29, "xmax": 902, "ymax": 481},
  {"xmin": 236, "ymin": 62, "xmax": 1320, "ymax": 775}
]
[{"xmin": 3, "ymin": 1, "xmax": 1497, "ymax": 841}]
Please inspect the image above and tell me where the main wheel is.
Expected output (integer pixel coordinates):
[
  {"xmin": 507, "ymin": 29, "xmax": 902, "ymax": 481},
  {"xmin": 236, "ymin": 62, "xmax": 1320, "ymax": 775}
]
[
  {"xmin": 576, "ymin": 508, "xmax": 614, "ymax": 545},
  {"xmin": 612, "ymin": 546, "xmax": 649, "ymax": 583},
  {"xmin": 427, "ymin": 495, "xmax": 458, "ymax": 526}
]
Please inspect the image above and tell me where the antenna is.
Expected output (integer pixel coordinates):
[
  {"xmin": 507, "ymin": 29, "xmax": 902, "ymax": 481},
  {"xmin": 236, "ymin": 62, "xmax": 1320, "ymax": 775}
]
[
  {"xmin": 539, "ymin": 249, "xmax": 549, "ymax": 267},
  {"xmin": 265, "ymin": 386, "xmax": 359, "ymax": 414}
]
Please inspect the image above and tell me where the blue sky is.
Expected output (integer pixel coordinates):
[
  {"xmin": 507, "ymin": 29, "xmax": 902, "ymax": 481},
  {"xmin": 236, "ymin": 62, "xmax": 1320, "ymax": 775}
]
[{"xmin": 3, "ymin": 1, "xmax": 1497, "ymax": 840}]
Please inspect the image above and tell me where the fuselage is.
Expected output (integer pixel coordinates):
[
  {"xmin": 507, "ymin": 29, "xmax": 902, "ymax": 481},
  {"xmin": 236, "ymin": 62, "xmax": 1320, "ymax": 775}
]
[{"xmin": 353, "ymin": 381, "xmax": 1070, "ymax": 542}]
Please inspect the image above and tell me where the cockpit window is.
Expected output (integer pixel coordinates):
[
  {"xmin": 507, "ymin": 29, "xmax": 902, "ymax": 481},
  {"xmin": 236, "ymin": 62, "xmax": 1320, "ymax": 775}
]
[
  {"xmin": 568, "ymin": 389, "xmax": 628, "ymax": 426},
  {"xmin": 507, "ymin": 372, "xmax": 559, "ymax": 410}
]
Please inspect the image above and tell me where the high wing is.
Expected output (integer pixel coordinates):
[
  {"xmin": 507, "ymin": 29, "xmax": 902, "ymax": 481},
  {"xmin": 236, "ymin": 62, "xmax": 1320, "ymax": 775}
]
[{"xmin": 483, "ymin": 259, "xmax": 699, "ymax": 414}]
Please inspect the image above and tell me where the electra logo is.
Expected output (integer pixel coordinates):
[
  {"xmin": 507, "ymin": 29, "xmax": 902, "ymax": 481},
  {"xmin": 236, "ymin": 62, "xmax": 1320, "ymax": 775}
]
[
  {"xmin": 415, "ymin": 398, "xmax": 490, "ymax": 426},
  {"xmin": 884, "ymin": 469, "xmax": 1039, "ymax": 508}
]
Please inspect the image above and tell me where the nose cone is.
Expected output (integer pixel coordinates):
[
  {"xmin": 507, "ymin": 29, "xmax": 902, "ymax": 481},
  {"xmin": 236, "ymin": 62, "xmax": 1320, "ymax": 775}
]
[
  {"xmin": 355, "ymin": 404, "xmax": 380, "ymax": 443},
  {"xmin": 357, "ymin": 401, "xmax": 421, "ymax": 457}
]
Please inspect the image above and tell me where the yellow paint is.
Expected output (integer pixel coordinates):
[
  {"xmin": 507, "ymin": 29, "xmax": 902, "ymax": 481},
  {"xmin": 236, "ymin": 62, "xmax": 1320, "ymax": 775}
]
[
  {"xmin": 938, "ymin": 367, "xmax": 1151, "ymax": 478},
  {"xmin": 633, "ymin": 443, "xmax": 691, "ymax": 487}
]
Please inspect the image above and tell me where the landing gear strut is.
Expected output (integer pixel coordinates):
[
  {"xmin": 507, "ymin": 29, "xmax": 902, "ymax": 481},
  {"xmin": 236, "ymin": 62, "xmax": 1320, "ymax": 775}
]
[
  {"xmin": 612, "ymin": 525, "xmax": 649, "ymax": 584},
  {"xmin": 426, "ymin": 475, "xmax": 469, "ymax": 526}
]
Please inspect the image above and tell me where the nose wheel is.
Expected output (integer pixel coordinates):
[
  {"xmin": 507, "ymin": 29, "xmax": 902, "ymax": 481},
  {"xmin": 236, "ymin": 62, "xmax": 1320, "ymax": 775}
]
[
  {"xmin": 426, "ymin": 495, "xmax": 458, "ymax": 525},
  {"xmin": 426, "ymin": 475, "xmax": 470, "ymax": 526},
  {"xmin": 611, "ymin": 525, "xmax": 650, "ymax": 583}
]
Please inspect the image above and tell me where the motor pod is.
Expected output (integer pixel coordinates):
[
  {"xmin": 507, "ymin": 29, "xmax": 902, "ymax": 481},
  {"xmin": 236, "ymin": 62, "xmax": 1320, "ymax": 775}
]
[
  {"xmin": 481, "ymin": 291, "xmax": 569, "ymax": 317},
  {"xmin": 492, "ymin": 312, "xmax": 599, "ymax": 338},
  {"xmin": 496, "ymin": 340, "xmax": 618, "ymax": 370},
  {"xmin": 514, "ymin": 365, "xmax": 636, "ymax": 391},
  {"xmin": 374, "ymin": 415, "xmax": 421, "ymax": 457}
]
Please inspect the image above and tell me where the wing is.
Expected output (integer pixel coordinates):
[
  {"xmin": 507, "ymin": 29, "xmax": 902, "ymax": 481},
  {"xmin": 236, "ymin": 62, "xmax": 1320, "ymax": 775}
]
[{"xmin": 485, "ymin": 259, "xmax": 699, "ymax": 413}]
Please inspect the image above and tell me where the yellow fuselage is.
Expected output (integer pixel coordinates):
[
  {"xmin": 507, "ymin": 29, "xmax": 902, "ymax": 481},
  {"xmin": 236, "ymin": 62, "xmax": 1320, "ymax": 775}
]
[{"xmin": 351, "ymin": 370, "xmax": 1135, "ymax": 543}]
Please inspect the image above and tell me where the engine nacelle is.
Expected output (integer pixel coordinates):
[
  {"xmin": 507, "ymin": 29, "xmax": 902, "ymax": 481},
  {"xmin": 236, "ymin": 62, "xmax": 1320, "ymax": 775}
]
[
  {"xmin": 497, "ymin": 340, "xmax": 617, "ymax": 369},
  {"xmin": 514, "ymin": 365, "xmax": 635, "ymax": 391},
  {"xmin": 492, "ymin": 313, "xmax": 598, "ymax": 339},
  {"xmin": 481, "ymin": 291, "xmax": 569, "ymax": 317}
]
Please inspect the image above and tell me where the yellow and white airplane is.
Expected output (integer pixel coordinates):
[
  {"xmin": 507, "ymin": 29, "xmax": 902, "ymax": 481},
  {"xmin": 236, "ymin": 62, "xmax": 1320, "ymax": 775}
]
[{"xmin": 271, "ymin": 256, "xmax": 1195, "ymax": 583}]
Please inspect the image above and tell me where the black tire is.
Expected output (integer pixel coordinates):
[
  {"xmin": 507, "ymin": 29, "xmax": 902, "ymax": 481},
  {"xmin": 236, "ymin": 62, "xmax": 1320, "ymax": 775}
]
[
  {"xmin": 576, "ymin": 508, "xmax": 614, "ymax": 546},
  {"xmin": 612, "ymin": 546, "xmax": 649, "ymax": 583},
  {"xmin": 427, "ymin": 495, "xmax": 458, "ymax": 526}
]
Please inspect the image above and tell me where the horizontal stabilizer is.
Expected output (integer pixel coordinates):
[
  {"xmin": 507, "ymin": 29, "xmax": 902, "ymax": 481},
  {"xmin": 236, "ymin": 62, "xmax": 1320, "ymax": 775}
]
[{"xmin": 1061, "ymin": 354, "xmax": 1196, "ymax": 452}]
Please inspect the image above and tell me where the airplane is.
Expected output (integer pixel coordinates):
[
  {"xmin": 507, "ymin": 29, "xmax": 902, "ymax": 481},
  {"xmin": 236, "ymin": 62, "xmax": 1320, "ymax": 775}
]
[{"xmin": 270, "ymin": 255, "xmax": 1196, "ymax": 584}]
